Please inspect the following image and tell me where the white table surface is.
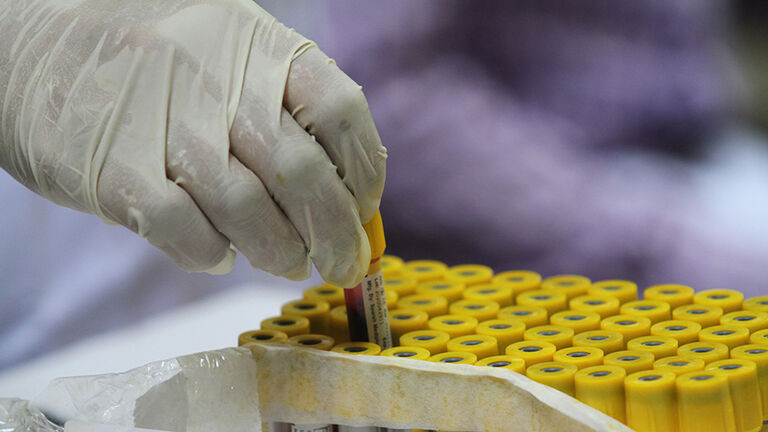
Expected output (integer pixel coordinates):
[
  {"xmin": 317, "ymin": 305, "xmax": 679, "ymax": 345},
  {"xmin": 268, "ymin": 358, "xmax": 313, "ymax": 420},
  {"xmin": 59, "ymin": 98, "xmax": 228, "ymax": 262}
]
[{"xmin": 0, "ymin": 284, "xmax": 301, "ymax": 400}]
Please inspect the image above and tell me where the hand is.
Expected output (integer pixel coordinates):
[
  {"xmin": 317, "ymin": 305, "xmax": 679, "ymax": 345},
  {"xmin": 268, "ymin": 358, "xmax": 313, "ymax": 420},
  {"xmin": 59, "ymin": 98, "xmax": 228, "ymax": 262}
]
[{"xmin": 0, "ymin": 0, "xmax": 386, "ymax": 286}]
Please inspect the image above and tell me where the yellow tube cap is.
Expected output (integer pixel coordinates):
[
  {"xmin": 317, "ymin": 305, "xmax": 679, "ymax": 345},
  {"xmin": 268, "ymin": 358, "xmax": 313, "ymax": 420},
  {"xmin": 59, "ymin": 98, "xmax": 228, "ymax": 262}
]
[
  {"xmin": 446, "ymin": 334, "xmax": 499, "ymax": 359},
  {"xmin": 476, "ymin": 319, "xmax": 526, "ymax": 352},
  {"xmin": 286, "ymin": 334, "xmax": 335, "ymax": 351},
  {"xmin": 332, "ymin": 342, "xmax": 381, "ymax": 356},
  {"xmin": 730, "ymin": 344, "xmax": 768, "ymax": 421},
  {"xmin": 492, "ymin": 270, "xmax": 542, "ymax": 295},
  {"xmin": 550, "ymin": 310, "xmax": 601, "ymax": 334},
  {"xmin": 238, "ymin": 329, "xmax": 287, "ymax": 346},
  {"xmin": 603, "ymin": 350, "xmax": 655, "ymax": 375},
  {"xmin": 600, "ymin": 315, "xmax": 651, "ymax": 344},
  {"xmin": 384, "ymin": 276, "xmax": 418, "ymax": 297},
  {"xmin": 752, "ymin": 328, "xmax": 768, "ymax": 345},
  {"xmin": 516, "ymin": 289, "xmax": 567, "ymax": 315},
  {"xmin": 677, "ymin": 341, "xmax": 730, "ymax": 364},
  {"xmin": 568, "ymin": 295, "xmax": 620, "ymax": 319},
  {"xmin": 673, "ymin": 303, "xmax": 724, "ymax": 328},
  {"xmin": 676, "ymin": 370, "xmax": 737, "ymax": 432},
  {"xmin": 626, "ymin": 335, "xmax": 679, "ymax": 360},
  {"xmin": 574, "ymin": 365, "xmax": 627, "ymax": 423},
  {"xmin": 463, "ymin": 283, "xmax": 514, "ymax": 307},
  {"xmin": 620, "ymin": 300, "xmax": 671, "ymax": 324},
  {"xmin": 526, "ymin": 361, "xmax": 578, "ymax": 396},
  {"xmin": 643, "ymin": 284, "xmax": 694, "ymax": 309},
  {"xmin": 260, "ymin": 315, "xmax": 310, "ymax": 337},
  {"xmin": 281, "ymin": 299, "xmax": 331, "ymax": 335},
  {"xmin": 524, "ymin": 325, "xmax": 575, "ymax": 350},
  {"xmin": 427, "ymin": 314, "xmax": 478, "ymax": 338},
  {"xmin": 381, "ymin": 254, "xmax": 404, "ymax": 277},
  {"xmin": 303, "ymin": 285, "xmax": 346, "ymax": 308},
  {"xmin": 650, "ymin": 319, "xmax": 702, "ymax": 346},
  {"xmin": 329, "ymin": 305, "xmax": 349, "ymax": 343},
  {"xmin": 416, "ymin": 280, "xmax": 466, "ymax": 302},
  {"xmin": 388, "ymin": 308, "xmax": 429, "ymax": 342},
  {"xmin": 541, "ymin": 274, "xmax": 591, "ymax": 301},
  {"xmin": 427, "ymin": 351, "xmax": 478, "ymax": 365},
  {"xmin": 497, "ymin": 305, "xmax": 549, "ymax": 328},
  {"xmin": 572, "ymin": 330, "xmax": 625, "ymax": 355},
  {"xmin": 363, "ymin": 211, "xmax": 386, "ymax": 259},
  {"xmin": 589, "ymin": 279, "xmax": 638, "ymax": 304},
  {"xmin": 505, "ymin": 340, "xmax": 557, "ymax": 367},
  {"xmin": 720, "ymin": 310, "xmax": 768, "ymax": 334},
  {"xmin": 397, "ymin": 293, "xmax": 449, "ymax": 318},
  {"xmin": 698, "ymin": 325, "xmax": 749, "ymax": 350},
  {"xmin": 475, "ymin": 355, "xmax": 526, "ymax": 373},
  {"xmin": 653, "ymin": 355, "xmax": 705, "ymax": 376},
  {"xmin": 744, "ymin": 296, "xmax": 768, "ymax": 314},
  {"xmin": 449, "ymin": 298, "xmax": 500, "ymax": 322},
  {"xmin": 693, "ymin": 289, "xmax": 744, "ymax": 314},
  {"xmin": 399, "ymin": 330, "xmax": 451, "ymax": 355},
  {"xmin": 384, "ymin": 288, "xmax": 398, "ymax": 309},
  {"xmin": 380, "ymin": 345, "xmax": 431, "ymax": 360},
  {"xmin": 444, "ymin": 264, "xmax": 494, "ymax": 286},
  {"xmin": 401, "ymin": 260, "xmax": 448, "ymax": 282},
  {"xmin": 705, "ymin": 359, "xmax": 762, "ymax": 432},
  {"xmin": 624, "ymin": 370, "xmax": 677, "ymax": 432},
  {"xmin": 553, "ymin": 346, "xmax": 605, "ymax": 369}
]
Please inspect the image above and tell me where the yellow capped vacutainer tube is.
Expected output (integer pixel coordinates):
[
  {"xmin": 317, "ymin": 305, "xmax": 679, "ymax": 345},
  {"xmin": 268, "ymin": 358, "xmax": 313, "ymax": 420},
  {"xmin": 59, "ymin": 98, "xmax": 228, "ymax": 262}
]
[
  {"xmin": 624, "ymin": 370, "xmax": 677, "ymax": 432},
  {"xmin": 603, "ymin": 350, "xmax": 655, "ymax": 375},
  {"xmin": 416, "ymin": 280, "xmax": 465, "ymax": 302},
  {"xmin": 524, "ymin": 325, "xmax": 574, "ymax": 350},
  {"xmin": 706, "ymin": 359, "xmax": 762, "ymax": 432},
  {"xmin": 505, "ymin": 340, "xmax": 557, "ymax": 367},
  {"xmin": 678, "ymin": 341, "xmax": 729, "ymax": 364},
  {"xmin": 721, "ymin": 310, "xmax": 768, "ymax": 334},
  {"xmin": 380, "ymin": 254, "xmax": 404, "ymax": 278},
  {"xmin": 401, "ymin": 260, "xmax": 448, "ymax": 282},
  {"xmin": 693, "ymin": 289, "xmax": 743, "ymax": 314},
  {"xmin": 572, "ymin": 330, "xmax": 624, "ymax": 354},
  {"xmin": 444, "ymin": 264, "xmax": 494, "ymax": 286},
  {"xmin": 589, "ymin": 279, "xmax": 638, "ymax": 304},
  {"xmin": 600, "ymin": 315, "xmax": 651, "ymax": 344},
  {"xmin": 550, "ymin": 310, "xmax": 601, "ymax": 334},
  {"xmin": 303, "ymin": 285, "xmax": 346, "ymax": 308},
  {"xmin": 449, "ymin": 299, "xmax": 500, "ymax": 322},
  {"xmin": 744, "ymin": 296, "xmax": 768, "ymax": 314},
  {"xmin": 329, "ymin": 305, "xmax": 349, "ymax": 343},
  {"xmin": 476, "ymin": 319, "xmax": 525, "ymax": 352},
  {"xmin": 428, "ymin": 314, "xmax": 478, "ymax": 338},
  {"xmin": 427, "ymin": 351, "xmax": 477, "ymax": 365},
  {"xmin": 553, "ymin": 346, "xmax": 604, "ymax": 369},
  {"xmin": 574, "ymin": 365, "xmax": 626, "ymax": 423},
  {"xmin": 626, "ymin": 335, "xmax": 679, "ymax": 360},
  {"xmin": 463, "ymin": 283, "xmax": 514, "ymax": 307},
  {"xmin": 331, "ymin": 342, "xmax": 381, "ymax": 356},
  {"xmin": 526, "ymin": 361, "xmax": 578, "ymax": 396},
  {"xmin": 653, "ymin": 355, "xmax": 705, "ymax": 376},
  {"xmin": 492, "ymin": 270, "xmax": 542, "ymax": 295},
  {"xmin": 383, "ymin": 276, "xmax": 418, "ymax": 297},
  {"xmin": 676, "ymin": 370, "xmax": 737, "ymax": 432},
  {"xmin": 650, "ymin": 319, "xmax": 702, "ymax": 345},
  {"xmin": 541, "ymin": 274, "xmax": 591, "ymax": 301},
  {"xmin": 446, "ymin": 334, "xmax": 499, "ymax": 359},
  {"xmin": 282, "ymin": 299, "xmax": 331, "ymax": 335},
  {"xmin": 752, "ymin": 328, "xmax": 768, "ymax": 345},
  {"xmin": 388, "ymin": 308, "xmax": 429, "ymax": 343},
  {"xmin": 380, "ymin": 345, "xmax": 431, "ymax": 360},
  {"xmin": 475, "ymin": 355, "xmax": 526, "ymax": 373},
  {"xmin": 399, "ymin": 330, "xmax": 450, "ymax": 355},
  {"xmin": 261, "ymin": 315, "xmax": 310, "ymax": 337},
  {"xmin": 286, "ymin": 334, "xmax": 335, "ymax": 351},
  {"xmin": 730, "ymin": 344, "xmax": 768, "ymax": 422},
  {"xmin": 568, "ymin": 295, "xmax": 620, "ymax": 319},
  {"xmin": 384, "ymin": 288, "xmax": 398, "ymax": 310},
  {"xmin": 643, "ymin": 284, "xmax": 694, "ymax": 309},
  {"xmin": 620, "ymin": 300, "xmax": 671, "ymax": 324},
  {"xmin": 397, "ymin": 293, "xmax": 449, "ymax": 318},
  {"xmin": 673, "ymin": 303, "xmax": 723, "ymax": 328},
  {"xmin": 699, "ymin": 325, "xmax": 749, "ymax": 350},
  {"xmin": 238, "ymin": 329, "xmax": 288, "ymax": 346},
  {"xmin": 497, "ymin": 305, "xmax": 549, "ymax": 327},
  {"xmin": 516, "ymin": 289, "xmax": 567, "ymax": 315}
]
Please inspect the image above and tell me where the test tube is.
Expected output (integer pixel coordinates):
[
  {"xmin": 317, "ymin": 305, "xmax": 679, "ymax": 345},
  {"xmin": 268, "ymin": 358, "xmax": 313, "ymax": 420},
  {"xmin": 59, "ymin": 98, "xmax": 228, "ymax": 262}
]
[
  {"xmin": 282, "ymin": 299, "xmax": 331, "ymax": 335},
  {"xmin": 603, "ymin": 350, "xmax": 655, "ymax": 375},
  {"xmin": 331, "ymin": 342, "xmax": 382, "ymax": 356},
  {"xmin": 673, "ymin": 303, "xmax": 724, "ymax": 328},
  {"xmin": 588, "ymin": 279, "xmax": 638, "ymax": 304},
  {"xmin": 505, "ymin": 340, "xmax": 557, "ymax": 367},
  {"xmin": 399, "ymin": 330, "xmax": 450, "ymax": 355},
  {"xmin": 446, "ymin": 334, "xmax": 499, "ymax": 359},
  {"xmin": 497, "ymin": 305, "xmax": 549, "ymax": 327},
  {"xmin": 286, "ymin": 334, "xmax": 335, "ymax": 351},
  {"xmin": 550, "ymin": 310, "xmax": 601, "ymax": 334},
  {"xmin": 624, "ymin": 370, "xmax": 677, "ymax": 432},
  {"xmin": 261, "ymin": 315, "xmax": 310, "ymax": 337},
  {"xmin": 384, "ymin": 276, "xmax": 418, "ymax": 297},
  {"xmin": 553, "ymin": 346, "xmax": 604, "ymax": 369},
  {"xmin": 492, "ymin": 270, "xmax": 542, "ymax": 295},
  {"xmin": 463, "ymin": 283, "xmax": 514, "ymax": 307},
  {"xmin": 401, "ymin": 260, "xmax": 448, "ymax": 282},
  {"xmin": 541, "ymin": 274, "xmax": 591, "ymax": 301},
  {"xmin": 476, "ymin": 319, "xmax": 525, "ymax": 352},
  {"xmin": 568, "ymin": 295, "xmax": 620, "ymax": 319},
  {"xmin": 475, "ymin": 355, "xmax": 526, "ymax": 373},
  {"xmin": 693, "ymin": 289, "xmax": 744, "ymax": 314},
  {"xmin": 380, "ymin": 345, "xmax": 431, "ymax": 360},
  {"xmin": 572, "ymin": 330, "xmax": 624, "ymax": 354},
  {"xmin": 620, "ymin": 300, "xmax": 671, "ymax": 324},
  {"xmin": 600, "ymin": 315, "xmax": 651, "ymax": 344},
  {"xmin": 526, "ymin": 362, "xmax": 578, "ymax": 396},
  {"xmin": 303, "ymin": 285, "xmax": 346, "ymax": 308},
  {"xmin": 744, "ymin": 296, "xmax": 768, "ymax": 314},
  {"xmin": 698, "ymin": 325, "xmax": 749, "ymax": 350},
  {"xmin": 389, "ymin": 308, "xmax": 429, "ymax": 343},
  {"xmin": 443, "ymin": 264, "xmax": 494, "ymax": 287},
  {"xmin": 427, "ymin": 351, "xmax": 477, "ymax": 365},
  {"xmin": 650, "ymin": 320, "xmax": 702, "ymax": 345},
  {"xmin": 381, "ymin": 254, "xmax": 404, "ymax": 278},
  {"xmin": 643, "ymin": 284, "xmax": 694, "ymax": 309},
  {"xmin": 416, "ymin": 280, "xmax": 465, "ymax": 302},
  {"xmin": 524, "ymin": 325, "xmax": 574, "ymax": 350},
  {"xmin": 449, "ymin": 298, "xmax": 500, "ymax": 322},
  {"xmin": 752, "ymin": 328, "xmax": 768, "ymax": 345},
  {"xmin": 705, "ymin": 359, "xmax": 763, "ymax": 432},
  {"xmin": 676, "ymin": 370, "xmax": 737, "ymax": 432},
  {"xmin": 238, "ymin": 329, "xmax": 288, "ymax": 346},
  {"xmin": 720, "ymin": 310, "xmax": 768, "ymax": 334},
  {"xmin": 626, "ymin": 335, "xmax": 678, "ymax": 360},
  {"xmin": 516, "ymin": 289, "xmax": 567, "ymax": 315},
  {"xmin": 329, "ymin": 305, "xmax": 349, "ymax": 343},
  {"xmin": 574, "ymin": 365, "xmax": 626, "ymax": 423},
  {"xmin": 397, "ymin": 294, "xmax": 449, "ymax": 318},
  {"xmin": 677, "ymin": 341, "xmax": 730, "ymax": 364},
  {"xmin": 730, "ymin": 344, "xmax": 768, "ymax": 422},
  {"xmin": 427, "ymin": 314, "xmax": 478, "ymax": 338},
  {"xmin": 653, "ymin": 355, "xmax": 705, "ymax": 376}
]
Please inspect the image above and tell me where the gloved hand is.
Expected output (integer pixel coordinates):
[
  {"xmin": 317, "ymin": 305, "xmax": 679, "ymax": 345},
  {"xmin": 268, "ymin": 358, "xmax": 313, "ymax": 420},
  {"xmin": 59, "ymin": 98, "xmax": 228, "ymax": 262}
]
[{"xmin": 0, "ymin": 0, "xmax": 386, "ymax": 286}]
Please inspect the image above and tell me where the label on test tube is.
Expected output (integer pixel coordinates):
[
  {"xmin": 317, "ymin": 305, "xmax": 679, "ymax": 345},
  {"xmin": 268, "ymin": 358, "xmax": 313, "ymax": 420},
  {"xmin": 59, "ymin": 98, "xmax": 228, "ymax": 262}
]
[{"xmin": 290, "ymin": 425, "xmax": 334, "ymax": 432}]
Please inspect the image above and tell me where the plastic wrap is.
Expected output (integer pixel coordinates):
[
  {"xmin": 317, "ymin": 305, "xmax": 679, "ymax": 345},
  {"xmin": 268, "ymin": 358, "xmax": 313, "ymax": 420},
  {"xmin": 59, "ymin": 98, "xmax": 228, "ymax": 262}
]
[{"xmin": 0, "ymin": 398, "xmax": 62, "ymax": 432}]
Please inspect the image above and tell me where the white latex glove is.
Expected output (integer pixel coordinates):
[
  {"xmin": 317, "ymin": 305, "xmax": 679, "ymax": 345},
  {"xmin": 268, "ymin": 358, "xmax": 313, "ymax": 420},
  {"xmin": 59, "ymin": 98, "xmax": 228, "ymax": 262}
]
[{"xmin": 0, "ymin": 0, "xmax": 386, "ymax": 286}]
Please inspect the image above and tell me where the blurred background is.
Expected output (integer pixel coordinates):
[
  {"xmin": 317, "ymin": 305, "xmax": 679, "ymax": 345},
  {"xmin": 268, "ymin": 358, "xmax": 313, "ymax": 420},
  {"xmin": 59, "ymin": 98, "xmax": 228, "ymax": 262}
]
[{"xmin": 1, "ymin": 0, "xmax": 767, "ymax": 373}]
